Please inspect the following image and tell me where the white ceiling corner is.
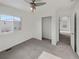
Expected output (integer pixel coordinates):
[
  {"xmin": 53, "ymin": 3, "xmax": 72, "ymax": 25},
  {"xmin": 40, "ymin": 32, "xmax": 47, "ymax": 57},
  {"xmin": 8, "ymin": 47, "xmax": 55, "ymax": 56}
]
[{"xmin": 0, "ymin": 0, "xmax": 31, "ymax": 11}]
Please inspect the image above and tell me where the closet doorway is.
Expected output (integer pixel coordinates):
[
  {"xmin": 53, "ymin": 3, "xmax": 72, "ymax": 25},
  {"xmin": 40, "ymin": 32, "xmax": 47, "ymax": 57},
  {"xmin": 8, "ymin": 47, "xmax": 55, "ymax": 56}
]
[{"xmin": 42, "ymin": 16, "xmax": 52, "ymax": 43}]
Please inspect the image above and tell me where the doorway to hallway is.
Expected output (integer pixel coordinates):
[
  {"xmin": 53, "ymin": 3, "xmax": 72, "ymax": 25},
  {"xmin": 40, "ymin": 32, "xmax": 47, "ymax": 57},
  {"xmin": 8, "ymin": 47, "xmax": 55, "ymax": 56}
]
[
  {"xmin": 59, "ymin": 16, "xmax": 71, "ymax": 45},
  {"xmin": 57, "ymin": 13, "xmax": 77, "ymax": 52}
]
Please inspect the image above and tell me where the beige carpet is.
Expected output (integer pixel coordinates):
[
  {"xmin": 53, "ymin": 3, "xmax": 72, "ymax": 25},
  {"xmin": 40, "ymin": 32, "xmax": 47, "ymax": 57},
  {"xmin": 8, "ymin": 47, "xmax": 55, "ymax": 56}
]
[{"xmin": 0, "ymin": 39, "xmax": 78, "ymax": 59}]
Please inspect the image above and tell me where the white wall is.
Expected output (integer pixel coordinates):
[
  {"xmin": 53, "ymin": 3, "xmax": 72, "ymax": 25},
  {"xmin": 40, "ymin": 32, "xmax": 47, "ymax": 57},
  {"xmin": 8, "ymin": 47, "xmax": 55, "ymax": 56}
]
[{"xmin": 0, "ymin": 4, "xmax": 41, "ymax": 52}]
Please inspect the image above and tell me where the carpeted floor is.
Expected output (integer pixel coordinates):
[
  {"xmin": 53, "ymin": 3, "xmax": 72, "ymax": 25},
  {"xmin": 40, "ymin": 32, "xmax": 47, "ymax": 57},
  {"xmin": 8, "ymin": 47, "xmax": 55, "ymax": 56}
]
[
  {"xmin": 0, "ymin": 38, "xmax": 78, "ymax": 59},
  {"xmin": 59, "ymin": 33, "xmax": 71, "ymax": 45}
]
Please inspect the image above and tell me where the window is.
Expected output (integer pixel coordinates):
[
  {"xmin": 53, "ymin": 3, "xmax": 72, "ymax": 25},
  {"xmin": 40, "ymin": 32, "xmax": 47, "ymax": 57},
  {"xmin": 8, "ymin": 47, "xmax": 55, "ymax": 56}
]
[{"xmin": 0, "ymin": 15, "xmax": 21, "ymax": 34}]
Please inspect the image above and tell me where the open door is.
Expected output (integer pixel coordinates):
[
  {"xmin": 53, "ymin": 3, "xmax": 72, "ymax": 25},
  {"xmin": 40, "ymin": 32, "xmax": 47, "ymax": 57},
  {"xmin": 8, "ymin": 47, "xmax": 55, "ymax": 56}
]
[{"xmin": 70, "ymin": 12, "xmax": 77, "ymax": 52}]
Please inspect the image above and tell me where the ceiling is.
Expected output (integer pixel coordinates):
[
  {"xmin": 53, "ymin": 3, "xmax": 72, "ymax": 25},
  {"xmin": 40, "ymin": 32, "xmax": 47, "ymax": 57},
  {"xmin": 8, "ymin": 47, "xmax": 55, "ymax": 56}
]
[
  {"xmin": 0, "ymin": 0, "xmax": 30, "ymax": 11},
  {"xmin": 0, "ymin": 0, "xmax": 78, "ymax": 13}
]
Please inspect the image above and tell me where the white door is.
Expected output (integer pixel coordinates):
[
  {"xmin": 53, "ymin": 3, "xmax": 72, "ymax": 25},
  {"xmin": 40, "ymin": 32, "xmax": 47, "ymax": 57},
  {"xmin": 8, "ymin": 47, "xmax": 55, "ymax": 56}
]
[
  {"xmin": 76, "ymin": 10, "xmax": 79, "ymax": 55},
  {"xmin": 69, "ymin": 2, "xmax": 78, "ymax": 52},
  {"xmin": 42, "ymin": 16, "xmax": 52, "ymax": 39},
  {"xmin": 70, "ymin": 13, "xmax": 76, "ymax": 52}
]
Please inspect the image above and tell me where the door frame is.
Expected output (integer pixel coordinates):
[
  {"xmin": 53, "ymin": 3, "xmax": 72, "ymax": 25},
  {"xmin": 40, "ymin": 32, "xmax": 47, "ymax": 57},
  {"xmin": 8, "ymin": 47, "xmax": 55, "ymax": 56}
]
[
  {"xmin": 57, "ymin": 12, "xmax": 77, "ymax": 52},
  {"xmin": 41, "ymin": 16, "xmax": 52, "ymax": 42}
]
